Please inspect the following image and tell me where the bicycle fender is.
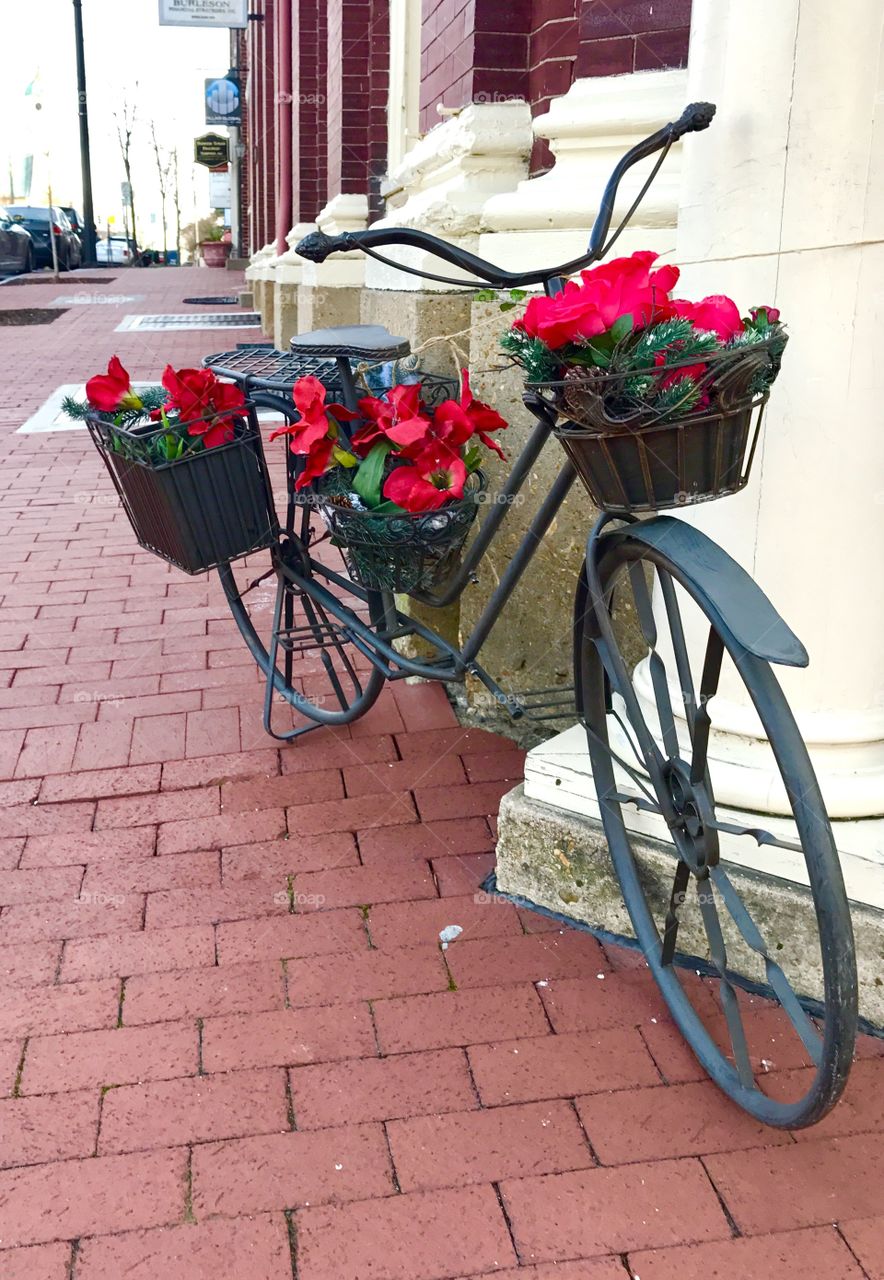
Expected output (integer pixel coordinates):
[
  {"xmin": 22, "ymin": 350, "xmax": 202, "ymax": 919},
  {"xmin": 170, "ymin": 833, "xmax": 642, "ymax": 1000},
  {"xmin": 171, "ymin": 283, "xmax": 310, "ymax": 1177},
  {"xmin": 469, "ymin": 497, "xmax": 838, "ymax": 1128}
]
[{"xmin": 599, "ymin": 515, "xmax": 809, "ymax": 668}]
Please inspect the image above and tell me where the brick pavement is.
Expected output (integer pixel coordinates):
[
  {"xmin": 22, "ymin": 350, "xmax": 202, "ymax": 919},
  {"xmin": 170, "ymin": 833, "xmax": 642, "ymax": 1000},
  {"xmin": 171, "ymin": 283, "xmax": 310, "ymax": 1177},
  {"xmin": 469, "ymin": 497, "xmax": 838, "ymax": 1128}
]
[{"xmin": 0, "ymin": 266, "xmax": 881, "ymax": 1278}]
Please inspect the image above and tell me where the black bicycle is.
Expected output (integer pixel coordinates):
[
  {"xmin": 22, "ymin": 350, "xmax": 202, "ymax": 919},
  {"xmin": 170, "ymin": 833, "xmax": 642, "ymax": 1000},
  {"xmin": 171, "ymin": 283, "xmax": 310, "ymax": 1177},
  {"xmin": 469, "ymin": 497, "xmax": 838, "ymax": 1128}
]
[{"xmin": 202, "ymin": 103, "xmax": 857, "ymax": 1128}]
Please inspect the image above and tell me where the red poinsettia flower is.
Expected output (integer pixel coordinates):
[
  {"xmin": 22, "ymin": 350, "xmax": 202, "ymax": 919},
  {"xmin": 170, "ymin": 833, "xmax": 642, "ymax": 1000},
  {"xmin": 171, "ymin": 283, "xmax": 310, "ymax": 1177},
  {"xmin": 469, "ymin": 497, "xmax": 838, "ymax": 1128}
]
[
  {"xmin": 671, "ymin": 295, "xmax": 743, "ymax": 342},
  {"xmin": 268, "ymin": 375, "xmax": 356, "ymax": 489},
  {"xmin": 159, "ymin": 366, "xmax": 246, "ymax": 448},
  {"xmin": 515, "ymin": 251, "xmax": 679, "ymax": 350},
  {"xmin": 351, "ymin": 383, "xmax": 428, "ymax": 455},
  {"xmin": 86, "ymin": 356, "xmax": 143, "ymax": 412},
  {"xmin": 457, "ymin": 370, "xmax": 507, "ymax": 459},
  {"xmin": 383, "ymin": 442, "xmax": 468, "ymax": 513}
]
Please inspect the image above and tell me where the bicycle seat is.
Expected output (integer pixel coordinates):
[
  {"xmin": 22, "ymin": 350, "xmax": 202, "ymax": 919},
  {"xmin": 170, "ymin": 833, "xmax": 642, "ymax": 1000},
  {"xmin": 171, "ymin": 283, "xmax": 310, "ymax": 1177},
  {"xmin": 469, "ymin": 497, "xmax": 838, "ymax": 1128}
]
[{"xmin": 289, "ymin": 324, "xmax": 411, "ymax": 361}]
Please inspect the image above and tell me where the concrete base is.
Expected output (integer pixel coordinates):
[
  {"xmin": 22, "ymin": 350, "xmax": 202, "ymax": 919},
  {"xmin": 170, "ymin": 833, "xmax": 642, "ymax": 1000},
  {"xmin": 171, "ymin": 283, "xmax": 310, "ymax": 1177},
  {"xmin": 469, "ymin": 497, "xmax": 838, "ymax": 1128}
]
[
  {"xmin": 495, "ymin": 783, "xmax": 884, "ymax": 1026},
  {"xmin": 273, "ymin": 282, "xmax": 300, "ymax": 351},
  {"xmin": 227, "ymin": 257, "xmax": 249, "ymax": 271},
  {"xmin": 238, "ymin": 290, "xmax": 254, "ymax": 310},
  {"xmin": 297, "ymin": 283, "xmax": 361, "ymax": 333}
]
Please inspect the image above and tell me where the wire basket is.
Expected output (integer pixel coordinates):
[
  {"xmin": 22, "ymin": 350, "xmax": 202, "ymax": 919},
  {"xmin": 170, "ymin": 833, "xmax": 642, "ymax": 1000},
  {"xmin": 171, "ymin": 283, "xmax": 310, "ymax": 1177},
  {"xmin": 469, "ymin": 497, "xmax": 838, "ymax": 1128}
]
[
  {"xmin": 531, "ymin": 339, "xmax": 782, "ymax": 513},
  {"xmin": 86, "ymin": 413, "xmax": 277, "ymax": 575},
  {"xmin": 314, "ymin": 468, "xmax": 486, "ymax": 596}
]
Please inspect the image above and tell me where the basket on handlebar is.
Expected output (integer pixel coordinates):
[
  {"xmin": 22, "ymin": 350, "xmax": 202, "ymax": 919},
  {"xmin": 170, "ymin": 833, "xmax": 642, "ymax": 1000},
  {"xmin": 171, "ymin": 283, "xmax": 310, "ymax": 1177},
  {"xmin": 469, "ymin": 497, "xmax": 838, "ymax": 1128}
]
[{"xmin": 527, "ymin": 340, "xmax": 783, "ymax": 514}]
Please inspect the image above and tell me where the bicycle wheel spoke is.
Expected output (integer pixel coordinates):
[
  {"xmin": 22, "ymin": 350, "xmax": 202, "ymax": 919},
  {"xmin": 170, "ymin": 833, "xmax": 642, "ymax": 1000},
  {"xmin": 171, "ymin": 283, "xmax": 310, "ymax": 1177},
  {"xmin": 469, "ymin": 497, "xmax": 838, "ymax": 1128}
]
[
  {"xmin": 708, "ymin": 817, "xmax": 804, "ymax": 854},
  {"xmin": 628, "ymin": 562, "xmax": 679, "ymax": 759},
  {"xmin": 710, "ymin": 865, "xmax": 823, "ymax": 1065},
  {"xmin": 595, "ymin": 637, "xmax": 666, "ymax": 773},
  {"xmin": 581, "ymin": 715, "xmax": 660, "ymax": 808},
  {"xmin": 658, "ymin": 570, "xmax": 697, "ymax": 738},
  {"xmin": 696, "ymin": 880, "xmax": 755, "ymax": 1088},
  {"xmin": 690, "ymin": 628, "xmax": 724, "ymax": 785},
  {"xmin": 661, "ymin": 860, "xmax": 691, "ymax": 967}
]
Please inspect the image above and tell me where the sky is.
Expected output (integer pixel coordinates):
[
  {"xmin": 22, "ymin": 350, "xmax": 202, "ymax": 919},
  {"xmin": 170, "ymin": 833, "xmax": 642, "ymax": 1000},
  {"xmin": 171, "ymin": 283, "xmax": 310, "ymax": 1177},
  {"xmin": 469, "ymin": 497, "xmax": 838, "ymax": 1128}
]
[{"xmin": 0, "ymin": 0, "xmax": 231, "ymax": 248}]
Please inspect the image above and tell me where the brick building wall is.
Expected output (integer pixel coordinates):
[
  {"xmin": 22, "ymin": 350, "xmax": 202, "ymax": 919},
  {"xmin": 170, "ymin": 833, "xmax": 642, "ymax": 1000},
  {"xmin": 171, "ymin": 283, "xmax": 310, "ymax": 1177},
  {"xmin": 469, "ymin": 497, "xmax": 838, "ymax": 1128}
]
[
  {"xmin": 325, "ymin": 0, "xmax": 390, "ymax": 214},
  {"xmin": 419, "ymin": 0, "xmax": 690, "ymax": 172}
]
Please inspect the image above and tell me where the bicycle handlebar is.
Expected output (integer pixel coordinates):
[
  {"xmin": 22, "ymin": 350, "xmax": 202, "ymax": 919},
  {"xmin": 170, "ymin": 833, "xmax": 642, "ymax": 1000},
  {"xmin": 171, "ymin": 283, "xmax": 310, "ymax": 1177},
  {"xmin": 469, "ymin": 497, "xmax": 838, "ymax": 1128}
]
[{"xmin": 295, "ymin": 101, "xmax": 715, "ymax": 290}]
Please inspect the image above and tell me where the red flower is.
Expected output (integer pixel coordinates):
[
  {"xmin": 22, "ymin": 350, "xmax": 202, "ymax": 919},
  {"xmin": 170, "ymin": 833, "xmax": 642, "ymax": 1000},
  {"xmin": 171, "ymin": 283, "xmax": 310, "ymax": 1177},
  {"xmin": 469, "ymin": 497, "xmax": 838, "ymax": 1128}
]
[
  {"xmin": 269, "ymin": 375, "xmax": 356, "ymax": 489},
  {"xmin": 515, "ymin": 252, "xmax": 679, "ymax": 350},
  {"xmin": 86, "ymin": 356, "xmax": 142, "ymax": 412},
  {"xmin": 351, "ymin": 383, "xmax": 427, "ymax": 455},
  {"xmin": 672, "ymin": 295, "xmax": 743, "ymax": 342},
  {"xmin": 383, "ymin": 443, "xmax": 468, "ymax": 512},
  {"xmin": 750, "ymin": 305, "xmax": 780, "ymax": 324},
  {"xmin": 160, "ymin": 366, "xmax": 246, "ymax": 448},
  {"xmin": 456, "ymin": 370, "xmax": 507, "ymax": 459}
]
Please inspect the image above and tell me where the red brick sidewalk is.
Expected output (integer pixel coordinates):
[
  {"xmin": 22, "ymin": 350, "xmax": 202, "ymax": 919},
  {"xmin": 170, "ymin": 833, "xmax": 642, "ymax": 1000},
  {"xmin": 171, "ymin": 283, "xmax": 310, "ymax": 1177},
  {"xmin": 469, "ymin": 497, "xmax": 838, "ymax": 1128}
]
[{"xmin": 0, "ymin": 267, "xmax": 881, "ymax": 1279}]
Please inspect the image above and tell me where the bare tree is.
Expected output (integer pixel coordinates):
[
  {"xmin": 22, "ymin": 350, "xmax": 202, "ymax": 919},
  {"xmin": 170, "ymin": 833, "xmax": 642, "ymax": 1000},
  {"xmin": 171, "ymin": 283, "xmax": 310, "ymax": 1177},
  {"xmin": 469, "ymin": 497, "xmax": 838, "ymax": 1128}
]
[
  {"xmin": 114, "ymin": 92, "xmax": 138, "ymax": 250},
  {"xmin": 171, "ymin": 147, "xmax": 182, "ymax": 264},
  {"xmin": 149, "ymin": 121, "xmax": 173, "ymax": 260}
]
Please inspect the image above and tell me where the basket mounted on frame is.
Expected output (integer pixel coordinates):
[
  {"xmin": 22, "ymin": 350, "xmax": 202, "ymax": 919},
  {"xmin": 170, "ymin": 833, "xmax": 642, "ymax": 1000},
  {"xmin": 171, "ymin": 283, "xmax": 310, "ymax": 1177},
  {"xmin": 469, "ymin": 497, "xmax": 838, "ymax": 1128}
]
[
  {"xmin": 503, "ymin": 251, "xmax": 787, "ymax": 513},
  {"xmin": 63, "ymin": 358, "xmax": 277, "ymax": 575},
  {"xmin": 268, "ymin": 371, "xmax": 508, "ymax": 597}
]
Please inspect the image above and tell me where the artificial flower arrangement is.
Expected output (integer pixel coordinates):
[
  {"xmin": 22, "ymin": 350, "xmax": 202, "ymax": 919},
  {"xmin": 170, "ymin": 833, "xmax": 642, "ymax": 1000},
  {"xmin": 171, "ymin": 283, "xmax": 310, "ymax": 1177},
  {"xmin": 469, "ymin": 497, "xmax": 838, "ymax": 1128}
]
[
  {"xmin": 271, "ymin": 370, "xmax": 508, "ymax": 513},
  {"xmin": 500, "ymin": 250, "xmax": 786, "ymax": 430},
  {"xmin": 62, "ymin": 356, "xmax": 248, "ymax": 458},
  {"xmin": 63, "ymin": 358, "xmax": 273, "ymax": 577}
]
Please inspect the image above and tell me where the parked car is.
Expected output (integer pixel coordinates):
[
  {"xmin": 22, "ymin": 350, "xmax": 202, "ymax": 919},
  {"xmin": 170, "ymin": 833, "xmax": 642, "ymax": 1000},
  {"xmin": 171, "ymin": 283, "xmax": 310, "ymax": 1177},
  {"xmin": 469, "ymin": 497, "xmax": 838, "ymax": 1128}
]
[
  {"xmin": 61, "ymin": 207, "xmax": 85, "ymax": 237},
  {"xmin": 0, "ymin": 208, "xmax": 35, "ymax": 274},
  {"xmin": 5, "ymin": 206, "xmax": 80, "ymax": 270},
  {"xmin": 95, "ymin": 236, "xmax": 134, "ymax": 265}
]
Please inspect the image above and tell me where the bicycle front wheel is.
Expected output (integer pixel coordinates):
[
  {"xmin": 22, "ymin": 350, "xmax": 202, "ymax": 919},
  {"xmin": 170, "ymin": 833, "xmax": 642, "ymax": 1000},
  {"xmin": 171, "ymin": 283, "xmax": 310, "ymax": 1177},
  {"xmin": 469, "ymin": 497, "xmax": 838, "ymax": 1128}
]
[{"xmin": 575, "ymin": 534, "xmax": 858, "ymax": 1127}]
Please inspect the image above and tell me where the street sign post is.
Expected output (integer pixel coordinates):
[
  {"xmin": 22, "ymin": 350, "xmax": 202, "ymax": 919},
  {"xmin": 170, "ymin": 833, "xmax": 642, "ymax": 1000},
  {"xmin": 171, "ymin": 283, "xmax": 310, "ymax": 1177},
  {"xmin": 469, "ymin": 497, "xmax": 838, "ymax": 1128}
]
[
  {"xmin": 193, "ymin": 133, "xmax": 230, "ymax": 168},
  {"xmin": 158, "ymin": 0, "xmax": 247, "ymax": 28}
]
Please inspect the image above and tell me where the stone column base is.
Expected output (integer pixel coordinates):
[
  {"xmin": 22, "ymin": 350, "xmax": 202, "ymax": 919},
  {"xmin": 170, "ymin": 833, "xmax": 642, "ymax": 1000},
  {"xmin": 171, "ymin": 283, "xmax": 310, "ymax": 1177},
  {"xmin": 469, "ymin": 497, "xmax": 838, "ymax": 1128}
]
[{"xmin": 495, "ymin": 782, "xmax": 884, "ymax": 1026}]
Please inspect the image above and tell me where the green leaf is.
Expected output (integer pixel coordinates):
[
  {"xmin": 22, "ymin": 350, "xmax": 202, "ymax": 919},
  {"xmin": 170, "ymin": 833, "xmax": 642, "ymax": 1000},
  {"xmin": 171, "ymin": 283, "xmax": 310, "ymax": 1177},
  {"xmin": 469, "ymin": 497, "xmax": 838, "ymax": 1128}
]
[
  {"xmin": 509, "ymin": 289, "xmax": 527, "ymax": 301},
  {"xmin": 353, "ymin": 441, "xmax": 392, "ymax": 509},
  {"xmin": 498, "ymin": 302, "xmax": 517, "ymax": 312},
  {"xmin": 371, "ymin": 499, "xmax": 408, "ymax": 515},
  {"xmin": 586, "ymin": 340, "xmax": 612, "ymax": 368},
  {"xmin": 610, "ymin": 313, "xmax": 633, "ymax": 343},
  {"xmin": 474, "ymin": 289, "xmax": 495, "ymax": 302},
  {"xmin": 463, "ymin": 444, "xmax": 482, "ymax": 473}
]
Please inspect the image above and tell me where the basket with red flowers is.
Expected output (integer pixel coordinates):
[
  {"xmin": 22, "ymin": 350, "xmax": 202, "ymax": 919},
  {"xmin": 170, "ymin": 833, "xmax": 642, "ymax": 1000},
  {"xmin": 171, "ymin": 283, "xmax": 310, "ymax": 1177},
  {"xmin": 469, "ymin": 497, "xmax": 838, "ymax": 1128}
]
[
  {"xmin": 270, "ymin": 372, "xmax": 507, "ymax": 596},
  {"xmin": 502, "ymin": 251, "xmax": 787, "ymax": 512},
  {"xmin": 64, "ymin": 358, "xmax": 276, "ymax": 574}
]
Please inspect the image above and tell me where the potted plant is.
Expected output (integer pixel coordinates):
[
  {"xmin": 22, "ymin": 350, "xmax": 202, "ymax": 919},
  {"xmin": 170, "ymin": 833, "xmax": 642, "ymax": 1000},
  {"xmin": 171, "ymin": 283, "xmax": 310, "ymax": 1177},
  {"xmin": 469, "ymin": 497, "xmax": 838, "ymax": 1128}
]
[
  {"xmin": 63, "ymin": 357, "xmax": 276, "ymax": 574},
  {"xmin": 271, "ymin": 373, "xmax": 508, "ymax": 595},
  {"xmin": 200, "ymin": 225, "xmax": 232, "ymax": 268},
  {"xmin": 502, "ymin": 251, "xmax": 786, "ymax": 511}
]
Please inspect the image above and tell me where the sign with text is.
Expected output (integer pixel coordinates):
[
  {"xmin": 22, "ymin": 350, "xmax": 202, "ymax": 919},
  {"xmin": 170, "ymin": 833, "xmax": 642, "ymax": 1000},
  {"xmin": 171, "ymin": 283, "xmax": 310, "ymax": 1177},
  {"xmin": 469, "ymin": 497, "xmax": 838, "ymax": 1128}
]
[
  {"xmin": 194, "ymin": 133, "xmax": 229, "ymax": 168},
  {"xmin": 209, "ymin": 170, "xmax": 232, "ymax": 209},
  {"xmin": 205, "ymin": 75, "xmax": 241, "ymax": 127},
  {"xmin": 159, "ymin": 0, "xmax": 247, "ymax": 27}
]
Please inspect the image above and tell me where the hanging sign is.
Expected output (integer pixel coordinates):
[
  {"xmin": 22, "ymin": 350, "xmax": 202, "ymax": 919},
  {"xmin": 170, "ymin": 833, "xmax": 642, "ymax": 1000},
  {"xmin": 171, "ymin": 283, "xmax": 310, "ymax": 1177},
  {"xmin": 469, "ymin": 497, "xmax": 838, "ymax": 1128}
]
[
  {"xmin": 205, "ymin": 75, "xmax": 241, "ymax": 127},
  {"xmin": 159, "ymin": 0, "xmax": 248, "ymax": 28},
  {"xmin": 194, "ymin": 133, "xmax": 230, "ymax": 168}
]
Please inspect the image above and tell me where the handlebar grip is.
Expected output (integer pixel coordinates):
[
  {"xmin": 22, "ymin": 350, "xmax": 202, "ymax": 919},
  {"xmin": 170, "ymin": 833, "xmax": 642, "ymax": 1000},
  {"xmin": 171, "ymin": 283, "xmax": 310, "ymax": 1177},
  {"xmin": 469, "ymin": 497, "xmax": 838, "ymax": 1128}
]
[
  {"xmin": 671, "ymin": 101, "xmax": 716, "ymax": 139},
  {"xmin": 295, "ymin": 229, "xmax": 355, "ymax": 262}
]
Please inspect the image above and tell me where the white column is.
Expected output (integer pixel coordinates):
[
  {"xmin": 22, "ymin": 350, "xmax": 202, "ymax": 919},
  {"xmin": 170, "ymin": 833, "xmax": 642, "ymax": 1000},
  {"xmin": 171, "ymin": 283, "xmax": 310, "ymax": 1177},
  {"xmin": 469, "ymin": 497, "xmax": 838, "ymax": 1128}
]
[
  {"xmin": 659, "ymin": 0, "xmax": 884, "ymax": 823},
  {"xmin": 525, "ymin": 0, "xmax": 884, "ymax": 896}
]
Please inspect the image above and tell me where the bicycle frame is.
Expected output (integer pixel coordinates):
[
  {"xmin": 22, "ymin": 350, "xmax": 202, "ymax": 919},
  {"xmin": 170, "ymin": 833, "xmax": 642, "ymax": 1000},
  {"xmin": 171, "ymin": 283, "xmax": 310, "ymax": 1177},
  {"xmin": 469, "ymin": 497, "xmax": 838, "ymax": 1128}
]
[{"xmin": 244, "ymin": 387, "xmax": 577, "ymax": 712}]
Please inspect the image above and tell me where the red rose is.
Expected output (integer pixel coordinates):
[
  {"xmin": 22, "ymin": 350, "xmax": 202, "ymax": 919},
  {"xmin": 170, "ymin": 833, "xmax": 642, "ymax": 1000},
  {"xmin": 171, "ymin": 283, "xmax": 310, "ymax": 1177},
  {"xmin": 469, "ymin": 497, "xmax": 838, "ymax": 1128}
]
[
  {"xmin": 515, "ymin": 252, "xmax": 679, "ymax": 350},
  {"xmin": 672, "ymin": 295, "xmax": 743, "ymax": 342}
]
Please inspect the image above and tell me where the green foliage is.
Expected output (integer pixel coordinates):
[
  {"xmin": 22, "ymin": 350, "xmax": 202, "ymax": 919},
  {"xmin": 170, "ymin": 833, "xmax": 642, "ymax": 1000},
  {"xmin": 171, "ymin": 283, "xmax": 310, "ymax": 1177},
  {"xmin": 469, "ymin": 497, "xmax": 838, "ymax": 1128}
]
[
  {"xmin": 499, "ymin": 329, "xmax": 560, "ymax": 383},
  {"xmin": 352, "ymin": 441, "xmax": 391, "ymax": 508}
]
